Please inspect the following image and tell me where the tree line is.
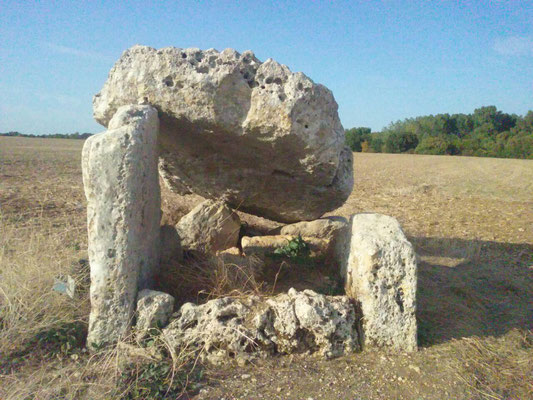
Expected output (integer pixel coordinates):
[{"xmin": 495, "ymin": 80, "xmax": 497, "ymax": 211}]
[
  {"xmin": 0, "ymin": 131, "xmax": 93, "ymax": 139},
  {"xmin": 345, "ymin": 106, "xmax": 533, "ymax": 159}
]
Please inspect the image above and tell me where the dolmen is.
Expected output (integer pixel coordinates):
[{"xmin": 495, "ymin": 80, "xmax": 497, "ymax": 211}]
[{"xmin": 82, "ymin": 45, "xmax": 417, "ymax": 357}]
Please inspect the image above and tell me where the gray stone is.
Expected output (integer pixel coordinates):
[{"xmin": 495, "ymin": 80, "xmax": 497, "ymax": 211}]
[
  {"xmin": 216, "ymin": 247, "xmax": 264, "ymax": 274},
  {"xmin": 93, "ymin": 45, "xmax": 353, "ymax": 223},
  {"xmin": 176, "ymin": 199, "xmax": 241, "ymax": 254},
  {"xmin": 340, "ymin": 213, "xmax": 417, "ymax": 352},
  {"xmin": 136, "ymin": 289, "xmax": 175, "ymax": 334},
  {"xmin": 241, "ymin": 235, "xmax": 329, "ymax": 258},
  {"xmin": 163, "ymin": 288, "xmax": 358, "ymax": 364},
  {"xmin": 82, "ymin": 105, "xmax": 161, "ymax": 347},
  {"xmin": 280, "ymin": 217, "xmax": 348, "ymax": 259}
]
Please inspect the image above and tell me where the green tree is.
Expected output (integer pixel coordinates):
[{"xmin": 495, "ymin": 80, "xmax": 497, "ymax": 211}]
[
  {"xmin": 384, "ymin": 132, "xmax": 419, "ymax": 153},
  {"xmin": 345, "ymin": 107, "xmax": 531, "ymax": 159},
  {"xmin": 369, "ymin": 135, "xmax": 384, "ymax": 152},
  {"xmin": 345, "ymin": 127, "xmax": 371, "ymax": 152},
  {"xmin": 415, "ymin": 135, "xmax": 458, "ymax": 155}
]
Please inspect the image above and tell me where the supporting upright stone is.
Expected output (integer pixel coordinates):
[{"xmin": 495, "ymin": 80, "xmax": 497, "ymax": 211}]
[
  {"xmin": 340, "ymin": 213, "xmax": 417, "ymax": 352},
  {"xmin": 82, "ymin": 105, "xmax": 161, "ymax": 348}
]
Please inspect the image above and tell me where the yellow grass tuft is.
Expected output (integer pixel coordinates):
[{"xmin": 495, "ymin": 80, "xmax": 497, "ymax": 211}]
[
  {"xmin": 450, "ymin": 329, "xmax": 533, "ymax": 400},
  {"xmin": 158, "ymin": 253, "xmax": 265, "ymax": 305},
  {"xmin": 0, "ymin": 213, "xmax": 90, "ymax": 356}
]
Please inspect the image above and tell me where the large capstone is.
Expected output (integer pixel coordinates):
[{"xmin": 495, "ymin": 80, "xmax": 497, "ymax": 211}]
[
  {"xmin": 93, "ymin": 45, "xmax": 353, "ymax": 223},
  {"xmin": 82, "ymin": 105, "xmax": 161, "ymax": 348}
]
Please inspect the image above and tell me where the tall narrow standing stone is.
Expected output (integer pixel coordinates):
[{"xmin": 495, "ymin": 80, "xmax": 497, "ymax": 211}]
[
  {"xmin": 340, "ymin": 213, "xmax": 417, "ymax": 352},
  {"xmin": 82, "ymin": 105, "xmax": 161, "ymax": 347}
]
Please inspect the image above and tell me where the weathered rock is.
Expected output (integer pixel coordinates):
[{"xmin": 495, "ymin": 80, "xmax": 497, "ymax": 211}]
[
  {"xmin": 216, "ymin": 246, "xmax": 241, "ymax": 259},
  {"xmin": 176, "ymin": 199, "xmax": 241, "ymax": 254},
  {"xmin": 160, "ymin": 224, "xmax": 183, "ymax": 263},
  {"xmin": 82, "ymin": 105, "xmax": 161, "ymax": 347},
  {"xmin": 136, "ymin": 289, "xmax": 175, "ymax": 335},
  {"xmin": 93, "ymin": 45, "xmax": 353, "ymax": 223},
  {"xmin": 241, "ymin": 235, "xmax": 329, "ymax": 257},
  {"xmin": 340, "ymin": 213, "xmax": 417, "ymax": 352},
  {"xmin": 163, "ymin": 288, "xmax": 358, "ymax": 364},
  {"xmin": 280, "ymin": 217, "xmax": 348, "ymax": 259},
  {"xmin": 216, "ymin": 247, "xmax": 264, "ymax": 273}
]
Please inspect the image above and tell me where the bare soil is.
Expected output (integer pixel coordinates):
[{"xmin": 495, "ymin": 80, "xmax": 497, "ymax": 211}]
[{"xmin": 0, "ymin": 136, "xmax": 532, "ymax": 400}]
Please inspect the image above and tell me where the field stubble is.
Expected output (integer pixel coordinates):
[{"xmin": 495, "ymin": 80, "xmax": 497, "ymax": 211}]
[{"xmin": 0, "ymin": 137, "xmax": 532, "ymax": 399}]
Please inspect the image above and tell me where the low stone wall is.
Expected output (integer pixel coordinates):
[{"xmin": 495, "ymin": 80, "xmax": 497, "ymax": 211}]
[{"xmin": 163, "ymin": 289, "xmax": 359, "ymax": 364}]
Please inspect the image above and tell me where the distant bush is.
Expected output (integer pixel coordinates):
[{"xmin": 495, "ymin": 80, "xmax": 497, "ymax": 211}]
[
  {"xmin": 0, "ymin": 131, "xmax": 93, "ymax": 139},
  {"xmin": 415, "ymin": 135, "xmax": 459, "ymax": 155},
  {"xmin": 346, "ymin": 107, "xmax": 533, "ymax": 159},
  {"xmin": 384, "ymin": 131, "xmax": 419, "ymax": 153},
  {"xmin": 345, "ymin": 127, "xmax": 371, "ymax": 152}
]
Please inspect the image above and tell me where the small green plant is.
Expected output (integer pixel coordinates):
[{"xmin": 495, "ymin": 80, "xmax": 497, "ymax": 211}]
[
  {"xmin": 271, "ymin": 235, "xmax": 311, "ymax": 264},
  {"xmin": 34, "ymin": 321, "xmax": 86, "ymax": 356},
  {"xmin": 116, "ymin": 360, "xmax": 203, "ymax": 399}
]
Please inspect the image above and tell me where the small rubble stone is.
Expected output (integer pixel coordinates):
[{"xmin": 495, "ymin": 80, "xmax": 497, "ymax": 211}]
[
  {"xmin": 136, "ymin": 289, "xmax": 175, "ymax": 334},
  {"xmin": 176, "ymin": 199, "xmax": 241, "ymax": 254},
  {"xmin": 279, "ymin": 217, "xmax": 348, "ymax": 260}
]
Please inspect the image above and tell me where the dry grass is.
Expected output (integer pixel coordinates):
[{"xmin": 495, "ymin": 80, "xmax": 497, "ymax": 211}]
[
  {"xmin": 0, "ymin": 331, "xmax": 204, "ymax": 399},
  {"xmin": 1, "ymin": 137, "xmax": 532, "ymax": 399},
  {"xmin": 158, "ymin": 254, "xmax": 265, "ymax": 305},
  {"xmin": 450, "ymin": 329, "xmax": 533, "ymax": 400},
  {"xmin": 0, "ymin": 138, "xmax": 88, "ymax": 354},
  {"xmin": 0, "ymin": 215, "xmax": 89, "ymax": 353}
]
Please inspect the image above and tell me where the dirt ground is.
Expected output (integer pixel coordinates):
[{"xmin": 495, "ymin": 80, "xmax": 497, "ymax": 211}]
[{"xmin": 0, "ymin": 136, "xmax": 532, "ymax": 399}]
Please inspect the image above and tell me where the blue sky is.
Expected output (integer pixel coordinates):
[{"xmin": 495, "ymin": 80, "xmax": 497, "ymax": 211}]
[{"xmin": 1, "ymin": 0, "xmax": 532, "ymax": 134}]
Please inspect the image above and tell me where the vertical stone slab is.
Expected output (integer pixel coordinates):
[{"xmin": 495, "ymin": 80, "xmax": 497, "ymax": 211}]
[
  {"xmin": 82, "ymin": 105, "xmax": 161, "ymax": 347},
  {"xmin": 341, "ymin": 213, "xmax": 417, "ymax": 352}
]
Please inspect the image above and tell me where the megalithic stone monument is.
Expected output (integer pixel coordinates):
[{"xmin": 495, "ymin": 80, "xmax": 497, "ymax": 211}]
[
  {"xmin": 82, "ymin": 104, "xmax": 161, "ymax": 347},
  {"xmin": 340, "ymin": 213, "xmax": 418, "ymax": 352}
]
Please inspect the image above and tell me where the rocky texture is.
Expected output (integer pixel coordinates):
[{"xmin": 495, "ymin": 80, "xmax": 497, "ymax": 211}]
[
  {"xmin": 176, "ymin": 199, "xmax": 241, "ymax": 254},
  {"xmin": 160, "ymin": 224, "xmax": 183, "ymax": 263},
  {"xmin": 341, "ymin": 213, "xmax": 417, "ymax": 352},
  {"xmin": 93, "ymin": 45, "xmax": 353, "ymax": 223},
  {"xmin": 163, "ymin": 288, "xmax": 358, "ymax": 364},
  {"xmin": 216, "ymin": 247, "xmax": 264, "ymax": 273},
  {"xmin": 216, "ymin": 246, "xmax": 241, "ymax": 260},
  {"xmin": 241, "ymin": 235, "xmax": 328, "ymax": 258},
  {"xmin": 280, "ymin": 217, "xmax": 348, "ymax": 259},
  {"xmin": 82, "ymin": 105, "xmax": 161, "ymax": 347},
  {"xmin": 136, "ymin": 289, "xmax": 175, "ymax": 335}
]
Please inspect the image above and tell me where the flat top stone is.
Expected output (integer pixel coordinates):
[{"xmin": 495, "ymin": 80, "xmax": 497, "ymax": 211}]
[{"xmin": 93, "ymin": 45, "xmax": 353, "ymax": 223}]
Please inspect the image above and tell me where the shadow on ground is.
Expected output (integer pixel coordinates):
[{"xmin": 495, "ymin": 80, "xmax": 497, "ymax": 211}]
[{"xmin": 410, "ymin": 236, "xmax": 533, "ymax": 346}]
